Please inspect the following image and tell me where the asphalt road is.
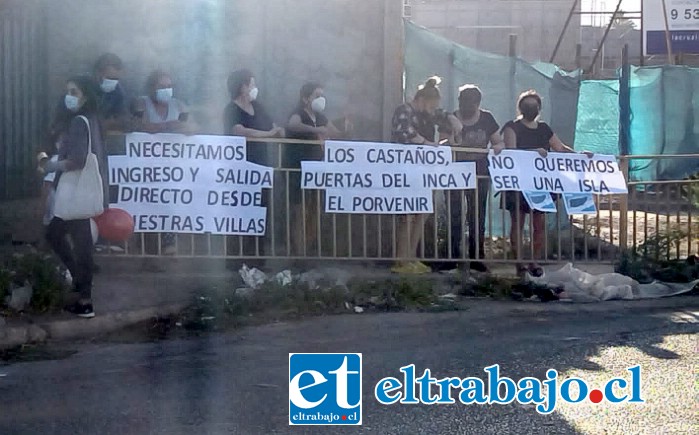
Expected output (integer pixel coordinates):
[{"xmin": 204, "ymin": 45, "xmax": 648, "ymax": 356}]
[{"xmin": 0, "ymin": 297, "xmax": 697, "ymax": 435}]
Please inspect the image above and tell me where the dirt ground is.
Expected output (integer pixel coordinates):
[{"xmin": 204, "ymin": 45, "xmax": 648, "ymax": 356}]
[{"xmin": 570, "ymin": 209, "xmax": 699, "ymax": 259}]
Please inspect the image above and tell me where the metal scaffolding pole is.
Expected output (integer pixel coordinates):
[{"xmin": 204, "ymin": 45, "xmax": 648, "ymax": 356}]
[
  {"xmin": 550, "ymin": 0, "xmax": 579, "ymax": 64},
  {"xmin": 587, "ymin": 0, "xmax": 624, "ymax": 73}
]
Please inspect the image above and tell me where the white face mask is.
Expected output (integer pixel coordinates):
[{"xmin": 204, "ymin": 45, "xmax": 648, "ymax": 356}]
[
  {"xmin": 100, "ymin": 78, "xmax": 119, "ymax": 93},
  {"xmin": 64, "ymin": 94, "xmax": 80, "ymax": 112},
  {"xmin": 248, "ymin": 87, "xmax": 259, "ymax": 101},
  {"xmin": 156, "ymin": 87, "xmax": 173, "ymax": 103},
  {"xmin": 311, "ymin": 96, "xmax": 326, "ymax": 113}
]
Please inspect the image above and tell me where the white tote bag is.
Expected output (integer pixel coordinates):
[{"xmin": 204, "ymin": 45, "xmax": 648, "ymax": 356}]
[{"xmin": 53, "ymin": 115, "xmax": 104, "ymax": 221}]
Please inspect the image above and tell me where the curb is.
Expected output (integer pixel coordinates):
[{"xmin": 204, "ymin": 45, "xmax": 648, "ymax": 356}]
[
  {"xmin": 0, "ymin": 303, "xmax": 188, "ymax": 350},
  {"xmin": 0, "ymin": 325, "xmax": 48, "ymax": 349}
]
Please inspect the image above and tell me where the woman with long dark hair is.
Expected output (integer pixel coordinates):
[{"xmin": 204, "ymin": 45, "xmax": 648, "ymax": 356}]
[{"xmin": 37, "ymin": 76, "xmax": 109, "ymax": 318}]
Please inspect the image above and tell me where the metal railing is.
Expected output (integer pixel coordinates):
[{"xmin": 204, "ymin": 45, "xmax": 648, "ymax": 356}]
[{"xmin": 100, "ymin": 137, "xmax": 699, "ymax": 267}]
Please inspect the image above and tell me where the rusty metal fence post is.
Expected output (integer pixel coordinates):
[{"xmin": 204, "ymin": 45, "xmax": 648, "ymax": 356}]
[{"xmin": 619, "ymin": 156, "xmax": 630, "ymax": 252}]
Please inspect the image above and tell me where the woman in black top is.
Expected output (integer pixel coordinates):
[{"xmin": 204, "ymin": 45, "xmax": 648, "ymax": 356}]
[
  {"xmin": 287, "ymin": 82, "xmax": 342, "ymax": 142},
  {"xmin": 223, "ymin": 69, "xmax": 283, "ymax": 259},
  {"xmin": 224, "ymin": 69, "xmax": 284, "ymax": 165},
  {"xmin": 500, "ymin": 90, "xmax": 592, "ymax": 276},
  {"xmin": 285, "ymin": 82, "xmax": 342, "ymax": 255},
  {"xmin": 453, "ymin": 85, "xmax": 504, "ymax": 272}
]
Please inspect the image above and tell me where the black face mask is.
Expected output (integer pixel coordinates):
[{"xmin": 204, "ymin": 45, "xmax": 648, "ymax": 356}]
[
  {"xmin": 520, "ymin": 104, "xmax": 539, "ymax": 121},
  {"xmin": 460, "ymin": 104, "xmax": 478, "ymax": 118}
]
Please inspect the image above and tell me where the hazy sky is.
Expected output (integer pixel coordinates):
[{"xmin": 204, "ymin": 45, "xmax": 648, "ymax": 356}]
[{"xmin": 581, "ymin": 0, "xmax": 641, "ymax": 27}]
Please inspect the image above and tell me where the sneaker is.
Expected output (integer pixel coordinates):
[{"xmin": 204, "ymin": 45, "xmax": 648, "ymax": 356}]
[
  {"xmin": 65, "ymin": 302, "xmax": 95, "ymax": 318},
  {"xmin": 391, "ymin": 263, "xmax": 412, "ymax": 274},
  {"xmin": 391, "ymin": 261, "xmax": 430, "ymax": 275},
  {"xmin": 411, "ymin": 261, "xmax": 431, "ymax": 274}
]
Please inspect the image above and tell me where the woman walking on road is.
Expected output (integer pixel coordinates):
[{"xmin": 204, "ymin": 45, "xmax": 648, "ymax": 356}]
[{"xmin": 38, "ymin": 76, "xmax": 109, "ymax": 318}]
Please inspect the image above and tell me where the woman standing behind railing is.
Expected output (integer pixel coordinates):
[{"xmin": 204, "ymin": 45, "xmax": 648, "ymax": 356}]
[
  {"xmin": 500, "ymin": 90, "xmax": 592, "ymax": 277},
  {"xmin": 131, "ymin": 70, "xmax": 196, "ymax": 256},
  {"xmin": 452, "ymin": 85, "xmax": 504, "ymax": 272},
  {"xmin": 390, "ymin": 76, "xmax": 461, "ymax": 274},
  {"xmin": 285, "ymin": 82, "xmax": 343, "ymax": 256},
  {"xmin": 224, "ymin": 69, "xmax": 284, "ymax": 165},
  {"xmin": 224, "ymin": 69, "xmax": 284, "ymax": 260}
]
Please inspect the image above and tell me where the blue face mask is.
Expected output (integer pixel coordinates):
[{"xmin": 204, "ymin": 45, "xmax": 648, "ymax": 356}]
[
  {"xmin": 100, "ymin": 78, "xmax": 119, "ymax": 93},
  {"xmin": 65, "ymin": 94, "xmax": 80, "ymax": 112},
  {"xmin": 156, "ymin": 87, "xmax": 173, "ymax": 103}
]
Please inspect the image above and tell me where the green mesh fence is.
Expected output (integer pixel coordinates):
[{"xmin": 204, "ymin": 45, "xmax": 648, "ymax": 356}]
[
  {"xmin": 629, "ymin": 66, "xmax": 699, "ymax": 181},
  {"xmin": 405, "ymin": 21, "xmax": 582, "ymax": 235},
  {"xmin": 574, "ymin": 80, "xmax": 619, "ymax": 156},
  {"xmin": 404, "ymin": 20, "xmax": 581, "ymax": 148},
  {"xmin": 404, "ymin": 20, "xmax": 699, "ymax": 183}
]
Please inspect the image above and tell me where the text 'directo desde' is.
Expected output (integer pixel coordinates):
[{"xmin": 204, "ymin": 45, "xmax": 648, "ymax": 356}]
[{"xmin": 108, "ymin": 133, "xmax": 272, "ymax": 236}]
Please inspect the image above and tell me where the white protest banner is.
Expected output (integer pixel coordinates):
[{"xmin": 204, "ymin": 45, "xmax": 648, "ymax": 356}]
[
  {"xmin": 324, "ymin": 140, "xmax": 453, "ymax": 166},
  {"xmin": 301, "ymin": 141, "xmax": 475, "ymax": 214},
  {"xmin": 114, "ymin": 204, "xmax": 268, "ymax": 235},
  {"xmin": 523, "ymin": 191, "xmax": 557, "ymax": 213},
  {"xmin": 109, "ymin": 133, "xmax": 272, "ymax": 235},
  {"xmin": 487, "ymin": 150, "xmax": 628, "ymax": 195},
  {"xmin": 325, "ymin": 189, "xmax": 434, "ymax": 214},
  {"xmin": 109, "ymin": 157, "xmax": 273, "ymax": 188},
  {"xmin": 562, "ymin": 193, "xmax": 597, "ymax": 215},
  {"xmin": 124, "ymin": 133, "xmax": 248, "ymax": 161},
  {"xmin": 301, "ymin": 162, "xmax": 475, "ymax": 191}
]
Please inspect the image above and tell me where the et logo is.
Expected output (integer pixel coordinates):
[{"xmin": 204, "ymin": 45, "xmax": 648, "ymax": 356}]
[{"xmin": 288, "ymin": 353, "xmax": 362, "ymax": 426}]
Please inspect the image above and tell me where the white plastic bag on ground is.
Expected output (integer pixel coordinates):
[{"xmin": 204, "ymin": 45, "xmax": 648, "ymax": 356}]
[
  {"xmin": 275, "ymin": 270, "xmax": 292, "ymax": 286},
  {"xmin": 638, "ymin": 279, "xmax": 699, "ymax": 299},
  {"xmin": 532, "ymin": 263, "xmax": 647, "ymax": 302},
  {"xmin": 568, "ymin": 267, "xmax": 598, "ymax": 292},
  {"xmin": 598, "ymin": 284, "xmax": 635, "ymax": 301},
  {"xmin": 533, "ymin": 263, "xmax": 573, "ymax": 287},
  {"xmin": 595, "ymin": 273, "xmax": 639, "ymax": 290},
  {"xmin": 239, "ymin": 264, "xmax": 267, "ymax": 289},
  {"xmin": 7, "ymin": 283, "xmax": 33, "ymax": 312}
]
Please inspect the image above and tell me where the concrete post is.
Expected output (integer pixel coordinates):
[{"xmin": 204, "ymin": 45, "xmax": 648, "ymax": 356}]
[{"xmin": 382, "ymin": 0, "xmax": 405, "ymax": 142}]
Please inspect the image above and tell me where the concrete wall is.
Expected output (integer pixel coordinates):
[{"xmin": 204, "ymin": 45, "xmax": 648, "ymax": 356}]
[
  {"xmin": 410, "ymin": 0, "xmax": 581, "ymax": 69},
  {"xmin": 42, "ymin": 0, "xmax": 394, "ymax": 139},
  {"xmin": 2, "ymin": 0, "xmax": 404, "ymax": 244}
]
